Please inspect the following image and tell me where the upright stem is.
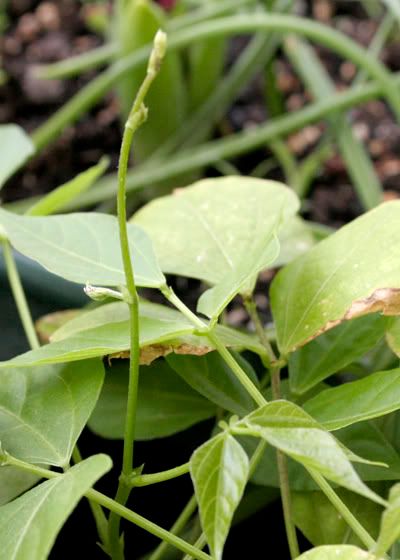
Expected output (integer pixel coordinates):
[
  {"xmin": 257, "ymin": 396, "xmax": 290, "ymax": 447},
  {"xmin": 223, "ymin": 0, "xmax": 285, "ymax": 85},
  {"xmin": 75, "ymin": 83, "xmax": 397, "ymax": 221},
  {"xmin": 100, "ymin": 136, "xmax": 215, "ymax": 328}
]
[
  {"xmin": 72, "ymin": 446, "xmax": 109, "ymax": 548},
  {"xmin": 108, "ymin": 31, "xmax": 167, "ymax": 560},
  {"xmin": 1, "ymin": 239, "xmax": 40, "ymax": 350},
  {"xmin": 160, "ymin": 286, "xmax": 267, "ymax": 408},
  {"xmin": 308, "ymin": 470, "xmax": 378, "ymax": 550},
  {"xmin": 148, "ymin": 496, "xmax": 198, "ymax": 560},
  {"xmin": 245, "ymin": 296, "xmax": 299, "ymax": 559}
]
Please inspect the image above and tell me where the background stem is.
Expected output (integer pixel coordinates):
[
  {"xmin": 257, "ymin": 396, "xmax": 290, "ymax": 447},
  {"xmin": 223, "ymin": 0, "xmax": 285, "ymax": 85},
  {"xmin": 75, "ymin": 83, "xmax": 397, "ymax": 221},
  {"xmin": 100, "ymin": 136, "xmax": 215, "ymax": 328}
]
[{"xmin": 1, "ymin": 239, "xmax": 39, "ymax": 350}]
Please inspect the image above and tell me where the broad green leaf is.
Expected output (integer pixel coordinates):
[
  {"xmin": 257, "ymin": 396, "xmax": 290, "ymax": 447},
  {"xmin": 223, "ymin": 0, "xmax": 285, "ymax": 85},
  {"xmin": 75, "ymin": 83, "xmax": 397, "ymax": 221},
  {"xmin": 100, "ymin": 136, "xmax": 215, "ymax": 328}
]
[
  {"xmin": 276, "ymin": 216, "xmax": 316, "ymax": 267},
  {"xmin": 26, "ymin": 157, "xmax": 109, "ymax": 216},
  {"xmin": 234, "ymin": 401, "xmax": 384, "ymax": 504},
  {"xmin": 134, "ymin": 177, "xmax": 299, "ymax": 318},
  {"xmin": 336, "ymin": 422, "xmax": 400, "ymax": 482},
  {"xmin": 0, "ymin": 125, "xmax": 34, "ymax": 189},
  {"xmin": 190, "ymin": 433, "xmax": 249, "ymax": 560},
  {"xmin": 304, "ymin": 368, "xmax": 400, "ymax": 430},
  {"xmin": 133, "ymin": 177, "xmax": 299, "ymax": 284},
  {"xmin": 0, "ymin": 209, "xmax": 165, "ymax": 288},
  {"xmin": 373, "ymin": 483, "xmax": 400, "ymax": 556},
  {"xmin": 0, "ymin": 360, "xmax": 104, "ymax": 466},
  {"xmin": 89, "ymin": 360, "xmax": 217, "ymax": 440},
  {"xmin": 289, "ymin": 315, "xmax": 386, "ymax": 394},
  {"xmin": 0, "ymin": 454, "xmax": 111, "ymax": 560},
  {"xmin": 293, "ymin": 489, "xmax": 382, "ymax": 547},
  {"xmin": 197, "ymin": 235, "xmax": 280, "ymax": 320},
  {"xmin": 166, "ymin": 351, "xmax": 258, "ymax": 417},
  {"xmin": 386, "ymin": 317, "xmax": 400, "ymax": 357},
  {"xmin": 2, "ymin": 300, "xmax": 266, "ymax": 368},
  {"xmin": 52, "ymin": 301, "xmax": 266, "ymax": 356},
  {"xmin": 271, "ymin": 201, "xmax": 400, "ymax": 354},
  {"xmin": 296, "ymin": 545, "xmax": 381, "ymax": 560},
  {"xmin": 248, "ymin": 421, "xmax": 400, "ymax": 490},
  {"xmin": 0, "ymin": 468, "xmax": 39, "ymax": 506}
]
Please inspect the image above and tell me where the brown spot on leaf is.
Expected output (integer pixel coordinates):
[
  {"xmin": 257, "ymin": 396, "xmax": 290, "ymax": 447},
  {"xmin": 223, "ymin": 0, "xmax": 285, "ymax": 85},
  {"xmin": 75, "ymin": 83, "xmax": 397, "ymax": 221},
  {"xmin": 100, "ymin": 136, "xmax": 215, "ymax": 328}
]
[
  {"xmin": 344, "ymin": 288, "xmax": 400, "ymax": 319},
  {"xmin": 107, "ymin": 342, "xmax": 213, "ymax": 366},
  {"xmin": 296, "ymin": 287, "xmax": 400, "ymax": 351}
]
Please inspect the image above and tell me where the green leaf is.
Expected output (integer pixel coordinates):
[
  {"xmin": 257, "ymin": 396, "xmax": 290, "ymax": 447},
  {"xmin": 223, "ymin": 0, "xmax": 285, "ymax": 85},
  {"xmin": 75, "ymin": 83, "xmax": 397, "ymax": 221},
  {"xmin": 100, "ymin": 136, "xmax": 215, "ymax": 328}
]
[
  {"xmin": 234, "ymin": 401, "xmax": 384, "ymax": 504},
  {"xmin": 373, "ymin": 483, "xmax": 400, "ymax": 556},
  {"xmin": 276, "ymin": 216, "xmax": 316, "ymax": 267},
  {"xmin": 0, "ymin": 125, "xmax": 34, "ymax": 189},
  {"xmin": 289, "ymin": 314, "xmax": 386, "ymax": 394},
  {"xmin": 166, "ymin": 351, "xmax": 258, "ymax": 417},
  {"xmin": 296, "ymin": 545, "xmax": 381, "ymax": 560},
  {"xmin": 0, "ymin": 209, "xmax": 165, "ymax": 288},
  {"xmin": 0, "ymin": 454, "xmax": 111, "ymax": 560},
  {"xmin": 247, "ymin": 421, "xmax": 400, "ymax": 490},
  {"xmin": 26, "ymin": 157, "xmax": 109, "ymax": 216},
  {"xmin": 0, "ymin": 360, "xmax": 104, "ymax": 466},
  {"xmin": 386, "ymin": 317, "xmax": 400, "ymax": 357},
  {"xmin": 89, "ymin": 360, "xmax": 217, "ymax": 440},
  {"xmin": 190, "ymin": 432, "xmax": 249, "ymax": 560},
  {"xmin": 52, "ymin": 301, "xmax": 266, "ymax": 356},
  {"xmin": 293, "ymin": 489, "xmax": 382, "ymax": 547},
  {"xmin": 304, "ymin": 368, "xmax": 400, "ymax": 430},
  {"xmin": 197, "ymin": 235, "xmax": 280, "ymax": 320},
  {"xmin": 2, "ymin": 300, "xmax": 266, "ymax": 368},
  {"xmin": 133, "ymin": 177, "xmax": 299, "ymax": 318},
  {"xmin": 271, "ymin": 201, "xmax": 400, "ymax": 354},
  {"xmin": 337, "ymin": 422, "xmax": 400, "ymax": 482},
  {"xmin": 0, "ymin": 468, "xmax": 39, "ymax": 506}
]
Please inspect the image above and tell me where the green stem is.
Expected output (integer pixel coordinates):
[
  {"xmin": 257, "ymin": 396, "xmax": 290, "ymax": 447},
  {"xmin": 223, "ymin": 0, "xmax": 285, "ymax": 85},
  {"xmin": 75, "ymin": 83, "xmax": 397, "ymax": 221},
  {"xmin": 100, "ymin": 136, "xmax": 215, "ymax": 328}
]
[
  {"xmin": 0, "ymin": 454, "xmax": 210, "ymax": 560},
  {"xmin": 148, "ymin": 496, "xmax": 198, "ymax": 560},
  {"xmin": 161, "ymin": 286, "xmax": 266, "ymax": 407},
  {"xmin": 246, "ymin": 297, "xmax": 299, "ymax": 559},
  {"xmin": 31, "ymin": 13, "xmax": 400, "ymax": 152},
  {"xmin": 243, "ymin": 296, "xmax": 277, "ymax": 363},
  {"xmin": 72, "ymin": 446, "xmax": 109, "ymax": 548},
  {"xmin": 208, "ymin": 331, "xmax": 267, "ymax": 408},
  {"xmin": 182, "ymin": 534, "xmax": 208, "ymax": 560},
  {"xmin": 108, "ymin": 31, "xmax": 167, "ymax": 560},
  {"xmin": 131, "ymin": 462, "xmax": 190, "ymax": 487},
  {"xmin": 308, "ymin": 470, "xmax": 377, "ymax": 550},
  {"xmin": 1, "ymin": 239, "xmax": 39, "ymax": 350},
  {"xmin": 160, "ymin": 285, "xmax": 208, "ymax": 331}
]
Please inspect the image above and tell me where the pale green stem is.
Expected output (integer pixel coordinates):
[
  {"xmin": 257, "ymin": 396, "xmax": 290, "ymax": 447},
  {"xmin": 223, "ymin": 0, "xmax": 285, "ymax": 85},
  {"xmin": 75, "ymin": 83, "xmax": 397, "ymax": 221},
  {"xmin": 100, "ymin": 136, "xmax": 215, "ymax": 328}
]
[
  {"xmin": 308, "ymin": 470, "xmax": 378, "ymax": 550},
  {"xmin": 130, "ymin": 462, "xmax": 190, "ymax": 487},
  {"xmin": 0, "ymin": 453, "xmax": 210, "ymax": 560},
  {"xmin": 161, "ymin": 286, "xmax": 266, "ymax": 408},
  {"xmin": 148, "ymin": 496, "xmax": 198, "ymax": 560},
  {"xmin": 245, "ymin": 296, "xmax": 299, "ymax": 559},
  {"xmin": 182, "ymin": 534, "xmax": 208, "ymax": 560},
  {"xmin": 1, "ymin": 239, "xmax": 39, "ymax": 349},
  {"xmin": 72, "ymin": 446, "xmax": 109, "ymax": 548},
  {"xmin": 108, "ymin": 31, "xmax": 167, "ymax": 560}
]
